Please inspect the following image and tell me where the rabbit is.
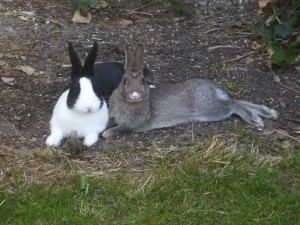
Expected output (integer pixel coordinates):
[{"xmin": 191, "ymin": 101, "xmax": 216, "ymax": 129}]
[
  {"xmin": 46, "ymin": 41, "xmax": 113, "ymax": 147},
  {"xmin": 46, "ymin": 41, "xmax": 155, "ymax": 147},
  {"xmin": 102, "ymin": 43, "xmax": 278, "ymax": 138}
]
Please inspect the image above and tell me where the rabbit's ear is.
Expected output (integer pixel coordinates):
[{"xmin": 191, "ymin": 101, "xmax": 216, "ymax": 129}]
[
  {"xmin": 83, "ymin": 41, "xmax": 98, "ymax": 76},
  {"xmin": 124, "ymin": 43, "xmax": 134, "ymax": 70},
  {"xmin": 68, "ymin": 42, "xmax": 83, "ymax": 79},
  {"xmin": 135, "ymin": 44, "xmax": 144, "ymax": 71}
]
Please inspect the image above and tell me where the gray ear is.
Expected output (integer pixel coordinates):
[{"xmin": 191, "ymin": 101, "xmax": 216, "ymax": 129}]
[
  {"xmin": 135, "ymin": 44, "xmax": 144, "ymax": 71},
  {"xmin": 124, "ymin": 43, "xmax": 134, "ymax": 70}
]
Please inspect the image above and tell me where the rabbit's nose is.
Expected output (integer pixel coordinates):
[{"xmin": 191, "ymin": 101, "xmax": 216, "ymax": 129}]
[
  {"xmin": 85, "ymin": 106, "xmax": 92, "ymax": 113},
  {"xmin": 130, "ymin": 92, "xmax": 140, "ymax": 99}
]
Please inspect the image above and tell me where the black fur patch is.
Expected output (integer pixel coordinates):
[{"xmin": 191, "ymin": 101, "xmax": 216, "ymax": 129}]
[{"xmin": 67, "ymin": 77, "xmax": 81, "ymax": 109}]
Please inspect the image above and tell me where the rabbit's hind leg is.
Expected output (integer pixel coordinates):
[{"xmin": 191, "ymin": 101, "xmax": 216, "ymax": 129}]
[{"xmin": 232, "ymin": 100, "xmax": 277, "ymax": 127}]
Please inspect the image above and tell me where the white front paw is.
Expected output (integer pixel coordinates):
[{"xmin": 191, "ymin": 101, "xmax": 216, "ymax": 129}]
[
  {"xmin": 83, "ymin": 133, "xmax": 99, "ymax": 146},
  {"xmin": 46, "ymin": 135, "xmax": 62, "ymax": 147}
]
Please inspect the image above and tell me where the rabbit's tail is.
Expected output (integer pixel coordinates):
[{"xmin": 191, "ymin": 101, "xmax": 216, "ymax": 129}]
[{"xmin": 232, "ymin": 100, "xmax": 278, "ymax": 127}]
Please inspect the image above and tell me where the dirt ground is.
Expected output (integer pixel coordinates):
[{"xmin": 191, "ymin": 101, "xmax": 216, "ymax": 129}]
[{"xmin": 0, "ymin": 0, "xmax": 299, "ymax": 152}]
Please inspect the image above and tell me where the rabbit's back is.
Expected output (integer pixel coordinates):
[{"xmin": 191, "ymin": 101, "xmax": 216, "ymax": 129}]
[{"xmin": 138, "ymin": 79, "xmax": 234, "ymax": 131}]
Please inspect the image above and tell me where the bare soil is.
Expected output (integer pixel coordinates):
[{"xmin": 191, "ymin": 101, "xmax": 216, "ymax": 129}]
[{"xmin": 0, "ymin": 0, "xmax": 299, "ymax": 153}]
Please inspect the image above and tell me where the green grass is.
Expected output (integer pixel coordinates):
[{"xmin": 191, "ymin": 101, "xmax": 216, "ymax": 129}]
[{"xmin": 0, "ymin": 136, "xmax": 299, "ymax": 224}]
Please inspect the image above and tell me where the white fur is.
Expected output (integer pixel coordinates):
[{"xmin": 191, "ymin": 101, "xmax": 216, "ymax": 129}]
[{"xmin": 46, "ymin": 78, "xmax": 109, "ymax": 147}]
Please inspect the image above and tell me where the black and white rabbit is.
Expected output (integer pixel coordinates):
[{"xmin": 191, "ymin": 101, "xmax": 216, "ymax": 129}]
[
  {"xmin": 103, "ymin": 44, "xmax": 278, "ymax": 138},
  {"xmin": 46, "ymin": 42, "xmax": 112, "ymax": 147}
]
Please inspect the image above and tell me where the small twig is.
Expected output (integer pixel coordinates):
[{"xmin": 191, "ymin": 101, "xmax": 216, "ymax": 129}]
[
  {"xmin": 234, "ymin": 32, "xmax": 253, "ymax": 36},
  {"xmin": 270, "ymin": 68, "xmax": 300, "ymax": 95},
  {"xmin": 204, "ymin": 28, "xmax": 222, "ymax": 34},
  {"xmin": 207, "ymin": 45, "xmax": 240, "ymax": 52},
  {"xmin": 0, "ymin": 200, "xmax": 6, "ymax": 207},
  {"xmin": 126, "ymin": 10, "xmax": 154, "ymax": 16},
  {"xmin": 131, "ymin": 0, "xmax": 162, "ymax": 11},
  {"xmin": 224, "ymin": 51, "xmax": 255, "ymax": 63},
  {"xmin": 36, "ymin": 16, "xmax": 65, "ymax": 27}
]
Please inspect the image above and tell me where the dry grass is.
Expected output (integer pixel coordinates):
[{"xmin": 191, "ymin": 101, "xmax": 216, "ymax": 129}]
[{"xmin": 0, "ymin": 134, "xmax": 283, "ymax": 190}]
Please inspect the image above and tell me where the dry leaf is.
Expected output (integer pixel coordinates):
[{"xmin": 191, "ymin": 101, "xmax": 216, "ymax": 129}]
[
  {"xmin": 295, "ymin": 130, "xmax": 300, "ymax": 134},
  {"xmin": 258, "ymin": 0, "xmax": 271, "ymax": 8},
  {"xmin": 72, "ymin": 10, "xmax": 92, "ymax": 24},
  {"xmin": 282, "ymin": 140, "xmax": 293, "ymax": 149},
  {"xmin": 273, "ymin": 75, "xmax": 281, "ymax": 83},
  {"xmin": 251, "ymin": 41, "xmax": 262, "ymax": 50},
  {"xmin": 260, "ymin": 59, "xmax": 272, "ymax": 69},
  {"xmin": 96, "ymin": 1, "xmax": 109, "ymax": 9},
  {"xmin": 244, "ymin": 57, "xmax": 254, "ymax": 65},
  {"xmin": 273, "ymin": 129, "xmax": 289, "ymax": 141},
  {"xmin": 116, "ymin": 18, "xmax": 133, "ymax": 28},
  {"xmin": 1, "ymin": 77, "xmax": 15, "ymax": 85},
  {"xmin": 15, "ymin": 65, "xmax": 35, "ymax": 75},
  {"xmin": 267, "ymin": 47, "xmax": 274, "ymax": 57},
  {"xmin": 258, "ymin": 0, "xmax": 277, "ymax": 14}
]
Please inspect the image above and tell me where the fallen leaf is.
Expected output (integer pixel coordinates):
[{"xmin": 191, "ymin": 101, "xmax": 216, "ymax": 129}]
[
  {"xmin": 258, "ymin": 0, "xmax": 277, "ymax": 14},
  {"xmin": 282, "ymin": 140, "xmax": 293, "ymax": 149},
  {"xmin": 244, "ymin": 57, "xmax": 254, "ymax": 65},
  {"xmin": 267, "ymin": 47, "xmax": 274, "ymax": 57},
  {"xmin": 251, "ymin": 41, "xmax": 262, "ymax": 50},
  {"xmin": 295, "ymin": 131, "xmax": 300, "ymax": 134},
  {"xmin": 258, "ymin": 0, "xmax": 271, "ymax": 8},
  {"xmin": 273, "ymin": 75, "xmax": 281, "ymax": 83},
  {"xmin": 72, "ymin": 10, "xmax": 92, "ymax": 24},
  {"xmin": 260, "ymin": 59, "xmax": 272, "ymax": 69},
  {"xmin": 116, "ymin": 18, "xmax": 133, "ymax": 28},
  {"xmin": 1, "ymin": 77, "xmax": 15, "ymax": 85},
  {"xmin": 96, "ymin": 1, "xmax": 109, "ymax": 9},
  {"xmin": 15, "ymin": 65, "xmax": 35, "ymax": 75},
  {"xmin": 273, "ymin": 129, "xmax": 289, "ymax": 141}
]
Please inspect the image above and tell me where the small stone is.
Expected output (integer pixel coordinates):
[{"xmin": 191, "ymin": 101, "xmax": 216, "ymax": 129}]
[{"xmin": 14, "ymin": 116, "xmax": 22, "ymax": 121}]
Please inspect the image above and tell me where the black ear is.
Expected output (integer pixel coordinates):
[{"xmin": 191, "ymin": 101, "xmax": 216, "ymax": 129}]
[
  {"xmin": 83, "ymin": 41, "xmax": 98, "ymax": 76},
  {"xmin": 68, "ymin": 42, "xmax": 83, "ymax": 79}
]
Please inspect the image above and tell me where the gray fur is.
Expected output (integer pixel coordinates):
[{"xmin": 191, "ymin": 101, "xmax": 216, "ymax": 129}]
[{"xmin": 102, "ymin": 44, "xmax": 278, "ymax": 138}]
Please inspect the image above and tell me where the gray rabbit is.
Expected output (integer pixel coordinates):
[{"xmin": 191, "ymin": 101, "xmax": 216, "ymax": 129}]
[{"xmin": 102, "ymin": 44, "xmax": 278, "ymax": 138}]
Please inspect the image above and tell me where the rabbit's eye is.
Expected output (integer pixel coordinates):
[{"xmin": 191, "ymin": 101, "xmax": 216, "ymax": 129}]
[{"xmin": 123, "ymin": 78, "xmax": 127, "ymax": 85}]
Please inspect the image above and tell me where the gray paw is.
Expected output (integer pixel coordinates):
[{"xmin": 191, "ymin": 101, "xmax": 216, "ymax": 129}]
[{"xmin": 102, "ymin": 129, "xmax": 114, "ymax": 139}]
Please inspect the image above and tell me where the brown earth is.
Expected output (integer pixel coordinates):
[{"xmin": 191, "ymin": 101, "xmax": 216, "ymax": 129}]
[{"xmin": 0, "ymin": 0, "xmax": 299, "ymax": 154}]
